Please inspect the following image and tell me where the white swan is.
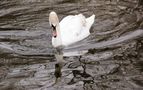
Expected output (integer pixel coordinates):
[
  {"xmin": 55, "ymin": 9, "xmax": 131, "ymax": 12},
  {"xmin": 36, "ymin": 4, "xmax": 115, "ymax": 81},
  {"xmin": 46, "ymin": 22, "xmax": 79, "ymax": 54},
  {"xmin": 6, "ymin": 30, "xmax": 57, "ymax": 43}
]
[{"xmin": 49, "ymin": 11, "xmax": 95, "ymax": 47}]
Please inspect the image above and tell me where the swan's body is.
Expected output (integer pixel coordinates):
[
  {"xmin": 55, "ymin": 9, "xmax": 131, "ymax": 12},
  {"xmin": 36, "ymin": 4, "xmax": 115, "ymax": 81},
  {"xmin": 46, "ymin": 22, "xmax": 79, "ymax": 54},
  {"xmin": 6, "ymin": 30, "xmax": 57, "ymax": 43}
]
[{"xmin": 49, "ymin": 11, "xmax": 95, "ymax": 47}]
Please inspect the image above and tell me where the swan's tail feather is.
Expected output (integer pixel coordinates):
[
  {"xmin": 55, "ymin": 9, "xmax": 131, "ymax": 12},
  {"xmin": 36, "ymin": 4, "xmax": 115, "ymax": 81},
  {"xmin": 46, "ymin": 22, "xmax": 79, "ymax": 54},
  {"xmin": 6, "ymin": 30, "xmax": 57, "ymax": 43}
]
[{"xmin": 86, "ymin": 14, "xmax": 95, "ymax": 30}]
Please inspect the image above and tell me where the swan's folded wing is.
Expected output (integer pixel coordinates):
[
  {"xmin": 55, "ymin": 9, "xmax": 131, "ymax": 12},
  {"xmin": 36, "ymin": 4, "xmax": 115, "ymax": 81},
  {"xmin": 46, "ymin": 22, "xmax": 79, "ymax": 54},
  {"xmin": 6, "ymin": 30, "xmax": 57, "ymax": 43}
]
[{"xmin": 59, "ymin": 14, "xmax": 92, "ymax": 46}]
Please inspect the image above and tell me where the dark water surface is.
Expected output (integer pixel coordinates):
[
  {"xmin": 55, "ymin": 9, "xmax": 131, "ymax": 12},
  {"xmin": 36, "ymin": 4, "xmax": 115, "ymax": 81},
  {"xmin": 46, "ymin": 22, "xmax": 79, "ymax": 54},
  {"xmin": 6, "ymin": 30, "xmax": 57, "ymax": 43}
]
[{"xmin": 0, "ymin": 0, "xmax": 143, "ymax": 90}]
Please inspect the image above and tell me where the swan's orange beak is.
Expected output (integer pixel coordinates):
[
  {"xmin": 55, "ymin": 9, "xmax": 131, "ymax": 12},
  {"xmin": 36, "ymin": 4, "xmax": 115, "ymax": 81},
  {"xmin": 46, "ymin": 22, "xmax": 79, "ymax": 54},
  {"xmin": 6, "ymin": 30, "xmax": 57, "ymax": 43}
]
[{"xmin": 53, "ymin": 30, "xmax": 57, "ymax": 38}]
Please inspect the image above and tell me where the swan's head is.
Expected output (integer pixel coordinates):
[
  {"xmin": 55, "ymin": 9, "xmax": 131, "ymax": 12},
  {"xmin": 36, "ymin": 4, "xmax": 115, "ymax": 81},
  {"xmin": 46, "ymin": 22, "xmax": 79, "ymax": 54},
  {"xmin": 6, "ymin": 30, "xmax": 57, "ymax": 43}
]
[{"xmin": 49, "ymin": 11, "xmax": 59, "ymax": 38}]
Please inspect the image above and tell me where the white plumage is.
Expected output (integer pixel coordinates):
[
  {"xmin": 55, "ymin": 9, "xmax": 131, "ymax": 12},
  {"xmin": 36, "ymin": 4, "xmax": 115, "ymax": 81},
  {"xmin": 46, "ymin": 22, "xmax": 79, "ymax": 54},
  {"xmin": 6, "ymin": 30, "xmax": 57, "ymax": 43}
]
[{"xmin": 49, "ymin": 11, "xmax": 95, "ymax": 47}]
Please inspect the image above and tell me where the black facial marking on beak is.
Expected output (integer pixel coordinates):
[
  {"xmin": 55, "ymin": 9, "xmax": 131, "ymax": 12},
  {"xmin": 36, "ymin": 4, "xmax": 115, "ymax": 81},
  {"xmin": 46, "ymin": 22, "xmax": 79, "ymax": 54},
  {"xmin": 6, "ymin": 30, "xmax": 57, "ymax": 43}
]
[
  {"xmin": 52, "ymin": 24, "xmax": 56, "ymax": 31},
  {"xmin": 51, "ymin": 24, "xmax": 57, "ymax": 38}
]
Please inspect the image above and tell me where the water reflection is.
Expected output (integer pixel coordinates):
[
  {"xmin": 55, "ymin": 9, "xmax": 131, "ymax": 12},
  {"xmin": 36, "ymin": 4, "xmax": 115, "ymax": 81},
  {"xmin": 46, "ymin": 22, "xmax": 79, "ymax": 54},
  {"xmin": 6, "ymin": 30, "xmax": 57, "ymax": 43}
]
[
  {"xmin": 54, "ymin": 63, "xmax": 62, "ymax": 78},
  {"xmin": 54, "ymin": 46, "xmax": 87, "ymax": 85},
  {"xmin": 54, "ymin": 51, "xmax": 94, "ymax": 89},
  {"xmin": 54, "ymin": 54, "xmax": 64, "ymax": 83}
]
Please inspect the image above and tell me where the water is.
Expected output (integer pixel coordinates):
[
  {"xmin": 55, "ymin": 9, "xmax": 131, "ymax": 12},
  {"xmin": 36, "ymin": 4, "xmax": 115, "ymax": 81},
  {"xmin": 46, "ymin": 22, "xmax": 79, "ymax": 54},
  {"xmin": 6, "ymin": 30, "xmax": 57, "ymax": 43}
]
[{"xmin": 0, "ymin": 0, "xmax": 143, "ymax": 90}]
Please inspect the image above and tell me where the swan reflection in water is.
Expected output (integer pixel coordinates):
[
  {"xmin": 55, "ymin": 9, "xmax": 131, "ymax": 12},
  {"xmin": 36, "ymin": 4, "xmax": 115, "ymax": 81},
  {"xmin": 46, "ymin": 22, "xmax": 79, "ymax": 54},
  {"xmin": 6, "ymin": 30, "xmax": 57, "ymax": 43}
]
[
  {"xmin": 54, "ymin": 52, "xmax": 64, "ymax": 82},
  {"xmin": 54, "ymin": 47, "xmax": 88, "ymax": 83},
  {"xmin": 54, "ymin": 62, "xmax": 62, "ymax": 82}
]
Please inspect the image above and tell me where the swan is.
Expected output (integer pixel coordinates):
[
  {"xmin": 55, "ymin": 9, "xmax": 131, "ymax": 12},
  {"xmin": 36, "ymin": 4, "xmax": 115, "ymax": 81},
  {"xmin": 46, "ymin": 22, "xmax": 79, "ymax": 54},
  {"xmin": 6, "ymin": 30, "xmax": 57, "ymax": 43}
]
[{"xmin": 49, "ymin": 11, "xmax": 95, "ymax": 48}]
